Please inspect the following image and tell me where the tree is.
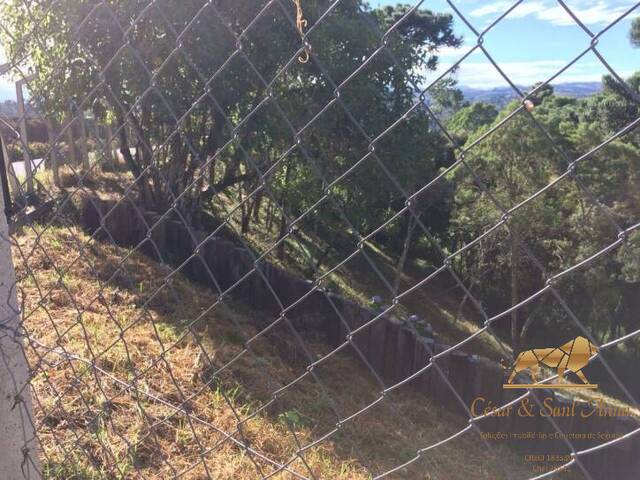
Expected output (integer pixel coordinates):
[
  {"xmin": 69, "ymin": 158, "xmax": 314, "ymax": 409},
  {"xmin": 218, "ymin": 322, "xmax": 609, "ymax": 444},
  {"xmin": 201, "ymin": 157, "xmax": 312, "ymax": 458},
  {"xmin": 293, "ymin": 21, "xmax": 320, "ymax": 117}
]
[
  {"xmin": 631, "ymin": 17, "xmax": 640, "ymax": 47},
  {"xmin": 447, "ymin": 102, "xmax": 498, "ymax": 142},
  {"xmin": 1, "ymin": 0, "xmax": 463, "ymax": 276},
  {"xmin": 449, "ymin": 82, "xmax": 640, "ymax": 354},
  {"xmin": 1, "ymin": 1, "xmax": 460, "ymax": 226},
  {"xmin": 449, "ymin": 99, "xmax": 564, "ymax": 353}
]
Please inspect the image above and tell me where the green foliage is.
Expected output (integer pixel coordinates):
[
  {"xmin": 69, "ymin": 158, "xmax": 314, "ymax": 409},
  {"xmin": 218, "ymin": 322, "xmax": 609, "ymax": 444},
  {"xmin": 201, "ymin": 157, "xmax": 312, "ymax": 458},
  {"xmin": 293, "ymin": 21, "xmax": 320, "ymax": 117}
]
[
  {"xmin": 580, "ymin": 73, "xmax": 640, "ymax": 140},
  {"xmin": 449, "ymin": 78, "xmax": 640, "ymax": 351},
  {"xmin": 278, "ymin": 409, "xmax": 308, "ymax": 429},
  {"xmin": 0, "ymin": 0, "xmax": 461, "ymax": 246},
  {"xmin": 6, "ymin": 141, "xmax": 51, "ymax": 160},
  {"xmin": 631, "ymin": 16, "xmax": 640, "ymax": 47},
  {"xmin": 29, "ymin": 142, "xmax": 51, "ymax": 158},
  {"xmin": 446, "ymin": 102, "xmax": 498, "ymax": 142}
]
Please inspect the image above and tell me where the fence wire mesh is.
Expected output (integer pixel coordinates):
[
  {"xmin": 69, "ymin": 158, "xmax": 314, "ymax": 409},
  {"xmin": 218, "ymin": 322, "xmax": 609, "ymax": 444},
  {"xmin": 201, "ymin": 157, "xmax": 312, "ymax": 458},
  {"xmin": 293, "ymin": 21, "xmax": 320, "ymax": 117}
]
[{"xmin": 0, "ymin": 0, "xmax": 639, "ymax": 479}]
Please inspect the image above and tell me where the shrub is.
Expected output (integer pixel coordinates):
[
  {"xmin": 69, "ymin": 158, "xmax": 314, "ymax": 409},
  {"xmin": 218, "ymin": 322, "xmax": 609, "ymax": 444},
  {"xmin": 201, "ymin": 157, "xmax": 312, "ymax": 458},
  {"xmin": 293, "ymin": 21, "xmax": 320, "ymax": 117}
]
[{"xmin": 6, "ymin": 142, "xmax": 51, "ymax": 160}]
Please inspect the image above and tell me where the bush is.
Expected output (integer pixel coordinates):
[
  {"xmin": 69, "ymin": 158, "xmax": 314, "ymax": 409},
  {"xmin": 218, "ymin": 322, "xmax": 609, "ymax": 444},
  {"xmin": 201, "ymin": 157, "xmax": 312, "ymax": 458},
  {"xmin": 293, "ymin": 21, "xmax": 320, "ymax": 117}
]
[
  {"xmin": 6, "ymin": 142, "xmax": 51, "ymax": 160},
  {"xmin": 27, "ymin": 142, "xmax": 50, "ymax": 158}
]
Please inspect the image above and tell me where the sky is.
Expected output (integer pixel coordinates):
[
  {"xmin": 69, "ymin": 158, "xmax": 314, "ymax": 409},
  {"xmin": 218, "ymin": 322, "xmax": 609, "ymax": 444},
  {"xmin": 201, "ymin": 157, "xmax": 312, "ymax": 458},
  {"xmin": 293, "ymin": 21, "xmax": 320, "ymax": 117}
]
[
  {"xmin": 369, "ymin": 0, "xmax": 639, "ymax": 88},
  {"xmin": 0, "ymin": 0, "xmax": 637, "ymax": 99},
  {"xmin": 0, "ymin": 46, "xmax": 12, "ymax": 101}
]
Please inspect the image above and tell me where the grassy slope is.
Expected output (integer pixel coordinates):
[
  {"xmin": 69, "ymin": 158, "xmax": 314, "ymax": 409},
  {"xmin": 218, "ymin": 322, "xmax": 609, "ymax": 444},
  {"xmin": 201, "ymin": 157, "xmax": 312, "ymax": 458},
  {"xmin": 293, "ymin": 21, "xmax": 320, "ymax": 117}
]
[
  {"xmin": 210, "ymin": 191, "xmax": 510, "ymax": 362},
  {"xmin": 31, "ymin": 166, "xmax": 511, "ymax": 361},
  {"xmin": 209, "ymin": 189, "xmax": 636, "ymax": 415},
  {"xmin": 14, "ymin": 223, "xmax": 539, "ymax": 479}
]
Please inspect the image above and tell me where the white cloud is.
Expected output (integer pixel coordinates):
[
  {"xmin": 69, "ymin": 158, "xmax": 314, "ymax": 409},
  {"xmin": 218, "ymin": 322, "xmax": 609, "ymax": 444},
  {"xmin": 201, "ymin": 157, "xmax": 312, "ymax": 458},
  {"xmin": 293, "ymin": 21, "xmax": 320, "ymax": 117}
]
[
  {"xmin": 443, "ymin": 59, "xmax": 633, "ymax": 88},
  {"xmin": 452, "ymin": 60, "xmax": 564, "ymax": 88},
  {"xmin": 537, "ymin": 2, "xmax": 632, "ymax": 26},
  {"xmin": 470, "ymin": 1, "xmax": 547, "ymax": 18},
  {"xmin": 468, "ymin": 0, "xmax": 635, "ymax": 27},
  {"xmin": 507, "ymin": 2, "xmax": 549, "ymax": 18},
  {"xmin": 470, "ymin": 1, "xmax": 514, "ymax": 17}
]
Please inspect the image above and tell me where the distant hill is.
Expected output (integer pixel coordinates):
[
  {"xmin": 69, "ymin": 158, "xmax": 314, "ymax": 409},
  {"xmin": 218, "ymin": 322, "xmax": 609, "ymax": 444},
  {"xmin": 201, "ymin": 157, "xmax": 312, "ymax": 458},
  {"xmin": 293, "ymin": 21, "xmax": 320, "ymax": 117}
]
[{"xmin": 460, "ymin": 82, "xmax": 602, "ymax": 108}]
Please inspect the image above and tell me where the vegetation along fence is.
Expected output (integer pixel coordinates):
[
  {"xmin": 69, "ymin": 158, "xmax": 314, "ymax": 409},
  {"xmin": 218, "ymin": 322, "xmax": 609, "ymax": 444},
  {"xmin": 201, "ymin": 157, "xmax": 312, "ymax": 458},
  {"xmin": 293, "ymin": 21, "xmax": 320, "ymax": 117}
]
[{"xmin": 0, "ymin": 0, "xmax": 639, "ymax": 479}]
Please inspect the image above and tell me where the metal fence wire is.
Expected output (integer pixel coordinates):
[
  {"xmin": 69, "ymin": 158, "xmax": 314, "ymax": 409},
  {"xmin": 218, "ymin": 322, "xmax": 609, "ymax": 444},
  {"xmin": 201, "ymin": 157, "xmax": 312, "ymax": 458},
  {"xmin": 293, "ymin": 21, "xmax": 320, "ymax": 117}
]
[{"xmin": 0, "ymin": 0, "xmax": 639, "ymax": 479}]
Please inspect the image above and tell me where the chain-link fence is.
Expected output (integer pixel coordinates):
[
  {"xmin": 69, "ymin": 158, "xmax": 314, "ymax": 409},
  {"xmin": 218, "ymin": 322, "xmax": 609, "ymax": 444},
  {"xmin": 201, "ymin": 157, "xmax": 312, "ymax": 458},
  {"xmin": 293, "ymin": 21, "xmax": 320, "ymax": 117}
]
[{"xmin": 0, "ymin": 0, "xmax": 639, "ymax": 478}]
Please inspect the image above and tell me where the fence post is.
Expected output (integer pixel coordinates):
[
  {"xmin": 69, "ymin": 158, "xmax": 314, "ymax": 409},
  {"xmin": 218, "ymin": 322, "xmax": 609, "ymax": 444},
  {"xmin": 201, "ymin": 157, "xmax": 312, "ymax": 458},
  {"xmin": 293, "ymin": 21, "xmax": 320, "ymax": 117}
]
[
  {"xmin": 0, "ymin": 172, "xmax": 40, "ymax": 478},
  {"xmin": 15, "ymin": 79, "xmax": 33, "ymax": 195},
  {"xmin": 1, "ymin": 135, "xmax": 20, "ymax": 201},
  {"xmin": 45, "ymin": 119, "xmax": 60, "ymax": 187},
  {"xmin": 78, "ymin": 109, "xmax": 89, "ymax": 170}
]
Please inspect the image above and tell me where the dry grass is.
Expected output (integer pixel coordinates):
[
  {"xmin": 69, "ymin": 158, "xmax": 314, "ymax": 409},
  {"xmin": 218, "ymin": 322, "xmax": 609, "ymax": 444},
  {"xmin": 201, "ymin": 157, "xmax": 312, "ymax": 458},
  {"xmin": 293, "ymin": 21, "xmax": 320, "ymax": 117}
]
[{"xmin": 12, "ymin": 223, "xmax": 541, "ymax": 479}]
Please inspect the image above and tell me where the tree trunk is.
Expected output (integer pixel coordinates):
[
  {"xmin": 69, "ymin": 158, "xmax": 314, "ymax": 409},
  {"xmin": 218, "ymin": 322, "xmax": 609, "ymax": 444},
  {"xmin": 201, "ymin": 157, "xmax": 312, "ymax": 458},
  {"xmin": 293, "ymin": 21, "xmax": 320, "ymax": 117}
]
[
  {"xmin": 116, "ymin": 115, "xmax": 151, "ymax": 205},
  {"xmin": 277, "ymin": 212, "xmax": 287, "ymax": 260},
  {"xmin": 277, "ymin": 163, "xmax": 292, "ymax": 260},
  {"xmin": 393, "ymin": 214, "xmax": 417, "ymax": 296},
  {"xmin": 314, "ymin": 245, "xmax": 332, "ymax": 271},
  {"xmin": 453, "ymin": 290, "xmax": 470, "ymax": 324},
  {"xmin": 240, "ymin": 185, "xmax": 254, "ymax": 234},
  {"xmin": 253, "ymin": 191, "xmax": 263, "ymax": 221},
  {"xmin": 266, "ymin": 199, "xmax": 274, "ymax": 231},
  {"xmin": 78, "ymin": 108, "xmax": 89, "ymax": 170},
  {"xmin": 207, "ymin": 110, "xmax": 226, "ymax": 184},
  {"xmin": 66, "ymin": 107, "xmax": 77, "ymax": 166}
]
